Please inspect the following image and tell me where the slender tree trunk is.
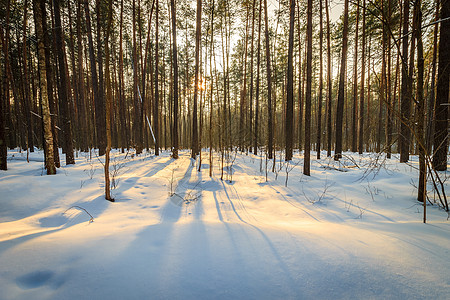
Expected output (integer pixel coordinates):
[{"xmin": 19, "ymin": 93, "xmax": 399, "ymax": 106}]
[
  {"xmin": 254, "ymin": 0, "xmax": 262, "ymax": 155},
  {"xmin": 304, "ymin": 0, "xmax": 312, "ymax": 175},
  {"xmin": 264, "ymin": 0, "xmax": 273, "ymax": 159},
  {"xmin": 192, "ymin": 0, "xmax": 202, "ymax": 158},
  {"xmin": 42, "ymin": 0, "xmax": 60, "ymax": 167},
  {"xmin": 170, "ymin": 0, "xmax": 179, "ymax": 159},
  {"xmin": 33, "ymin": 0, "xmax": 56, "ymax": 175},
  {"xmin": 0, "ymin": 21, "xmax": 7, "ymax": 169},
  {"xmin": 386, "ymin": 0, "xmax": 393, "ymax": 158},
  {"xmin": 297, "ymin": 2, "xmax": 303, "ymax": 152},
  {"xmin": 400, "ymin": 0, "xmax": 410, "ymax": 163},
  {"xmin": 415, "ymin": 0, "xmax": 426, "ymax": 212},
  {"xmin": 433, "ymin": 0, "xmax": 450, "ymax": 171},
  {"xmin": 104, "ymin": 0, "xmax": 114, "ymax": 202},
  {"xmin": 249, "ymin": 0, "xmax": 256, "ymax": 154},
  {"xmin": 133, "ymin": 0, "xmax": 143, "ymax": 155},
  {"xmin": 154, "ymin": 0, "xmax": 160, "ymax": 156},
  {"xmin": 239, "ymin": 5, "xmax": 250, "ymax": 152},
  {"xmin": 118, "ymin": 0, "xmax": 128, "ymax": 151},
  {"xmin": 209, "ymin": 0, "xmax": 215, "ymax": 176},
  {"xmin": 22, "ymin": 0, "xmax": 33, "ymax": 153},
  {"xmin": 426, "ymin": 0, "xmax": 439, "ymax": 154},
  {"xmin": 54, "ymin": 0, "xmax": 74, "ymax": 165},
  {"xmin": 352, "ymin": 0, "xmax": 359, "ymax": 152},
  {"xmin": 335, "ymin": 0, "xmax": 349, "ymax": 160},
  {"xmin": 95, "ymin": 0, "xmax": 106, "ymax": 156},
  {"xmin": 317, "ymin": 0, "xmax": 324, "ymax": 159},
  {"xmin": 325, "ymin": 0, "xmax": 332, "ymax": 157},
  {"xmin": 285, "ymin": 0, "xmax": 295, "ymax": 161},
  {"xmin": 358, "ymin": 0, "xmax": 366, "ymax": 154},
  {"xmin": 84, "ymin": 0, "xmax": 102, "ymax": 156}
]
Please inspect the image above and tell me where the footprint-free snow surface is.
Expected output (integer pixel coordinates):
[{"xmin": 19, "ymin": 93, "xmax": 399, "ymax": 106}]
[{"xmin": 0, "ymin": 149, "xmax": 449, "ymax": 299}]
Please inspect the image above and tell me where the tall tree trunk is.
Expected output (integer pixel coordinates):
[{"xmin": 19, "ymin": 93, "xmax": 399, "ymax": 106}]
[
  {"xmin": 170, "ymin": 0, "xmax": 179, "ymax": 159},
  {"xmin": 22, "ymin": 0, "xmax": 33, "ymax": 153},
  {"xmin": 264, "ymin": 0, "xmax": 273, "ymax": 159},
  {"xmin": 433, "ymin": 0, "xmax": 450, "ymax": 171},
  {"xmin": 400, "ymin": 0, "xmax": 410, "ymax": 163},
  {"xmin": 84, "ymin": 0, "xmax": 102, "ymax": 156},
  {"xmin": 351, "ymin": 0, "xmax": 359, "ymax": 152},
  {"xmin": 325, "ymin": 0, "xmax": 332, "ymax": 157},
  {"xmin": 33, "ymin": 0, "xmax": 56, "ymax": 175},
  {"xmin": 209, "ymin": 0, "xmax": 215, "ymax": 176},
  {"xmin": 96, "ymin": 0, "xmax": 106, "ymax": 156},
  {"xmin": 254, "ymin": 0, "xmax": 262, "ymax": 155},
  {"xmin": 104, "ymin": 0, "xmax": 114, "ymax": 202},
  {"xmin": 249, "ymin": 0, "xmax": 256, "ymax": 154},
  {"xmin": 317, "ymin": 0, "xmax": 324, "ymax": 159},
  {"xmin": 285, "ymin": 0, "xmax": 295, "ymax": 161},
  {"xmin": 118, "ymin": 0, "xmax": 127, "ymax": 151},
  {"xmin": 426, "ymin": 0, "xmax": 439, "ymax": 154},
  {"xmin": 42, "ymin": 0, "xmax": 60, "ymax": 167},
  {"xmin": 386, "ymin": 0, "xmax": 393, "ymax": 158},
  {"xmin": 133, "ymin": 0, "xmax": 143, "ymax": 155},
  {"xmin": 415, "ymin": 0, "xmax": 426, "ymax": 213},
  {"xmin": 0, "ymin": 21, "xmax": 7, "ymax": 170},
  {"xmin": 54, "ymin": 0, "xmax": 74, "ymax": 165},
  {"xmin": 76, "ymin": 0, "xmax": 88, "ymax": 152},
  {"xmin": 192, "ymin": 0, "xmax": 202, "ymax": 158},
  {"xmin": 239, "ymin": 5, "xmax": 250, "ymax": 152},
  {"xmin": 297, "ymin": 2, "xmax": 303, "ymax": 151},
  {"xmin": 304, "ymin": 0, "xmax": 312, "ymax": 175},
  {"xmin": 154, "ymin": 0, "xmax": 160, "ymax": 156},
  {"xmin": 335, "ymin": 0, "xmax": 349, "ymax": 160},
  {"xmin": 358, "ymin": 0, "xmax": 366, "ymax": 154}
]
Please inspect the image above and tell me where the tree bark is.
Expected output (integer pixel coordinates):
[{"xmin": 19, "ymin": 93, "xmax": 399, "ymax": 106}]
[
  {"xmin": 264, "ymin": 0, "xmax": 273, "ymax": 159},
  {"xmin": 154, "ymin": 0, "xmax": 160, "ymax": 156},
  {"xmin": 351, "ymin": 0, "xmax": 359, "ymax": 153},
  {"xmin": 192, "ymin": 0, "xmax": 202, "ymax": 158},
  {"xmin": 33, "ymin": 0, "xmax": 56, "ymax": 175},
  {"xmin": 325, "ymin": 0, "xmax": 332, "ymax": 157},
  {"xmin": 335, "ymin": 0, "xmax": 349, "ymax": 160},
  {"xmin": 304, "ymin": 0, "xmax": 312, "ymax": 175},
  {"xmin": 170, "ymin": 0, "xmax": 179, "ymax": 159},
  {"xmin": 285, "ymin": 0, "xmax": 295, "ymax": 161},
  {"xmin": 433, "ymin": 0, "xmax": 450, "ymax": 171},
  {"xmin": 358, "ymin": 0, "xmax": 366, "ymax": 154},
  {"xmin": 400, "ymin": 0, "xmax": 410, "ymax": 163},
  {"xmin": 54, "ymin": 0, "xmax": 74, "ymax": 165}
]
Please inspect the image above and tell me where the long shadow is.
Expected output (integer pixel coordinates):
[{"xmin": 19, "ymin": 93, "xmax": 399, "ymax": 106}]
[
  {"xmin": 114, "ymin": 157, "xmax": 177, "ymax": 202},
  {"xmin": 216, "ymin": 179, "xmax": 298, "ymax": 293},
  {"xmin": 0, "ymin": 195, "xmax": 108, "ymax": 254},
  {"xmin": 261, "ymin": 182, "xmax": 322, "ymax": 222}
]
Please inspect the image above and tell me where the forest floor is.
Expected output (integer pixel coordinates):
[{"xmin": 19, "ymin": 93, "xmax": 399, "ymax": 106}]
[{"xmin": 0, "ymin": 148, "xmax": 449, "ymax": 299}]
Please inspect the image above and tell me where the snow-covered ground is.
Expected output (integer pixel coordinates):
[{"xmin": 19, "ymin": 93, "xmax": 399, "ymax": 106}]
[{"xmin": 0, "ymin": 148, "xmax": 449, "ymax": 299}]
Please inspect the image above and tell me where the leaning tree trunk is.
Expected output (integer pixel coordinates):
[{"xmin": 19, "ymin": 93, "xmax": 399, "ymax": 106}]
[{"xmin": 33, "ymin": 0, "xmax": 56, "ymax": 175}]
